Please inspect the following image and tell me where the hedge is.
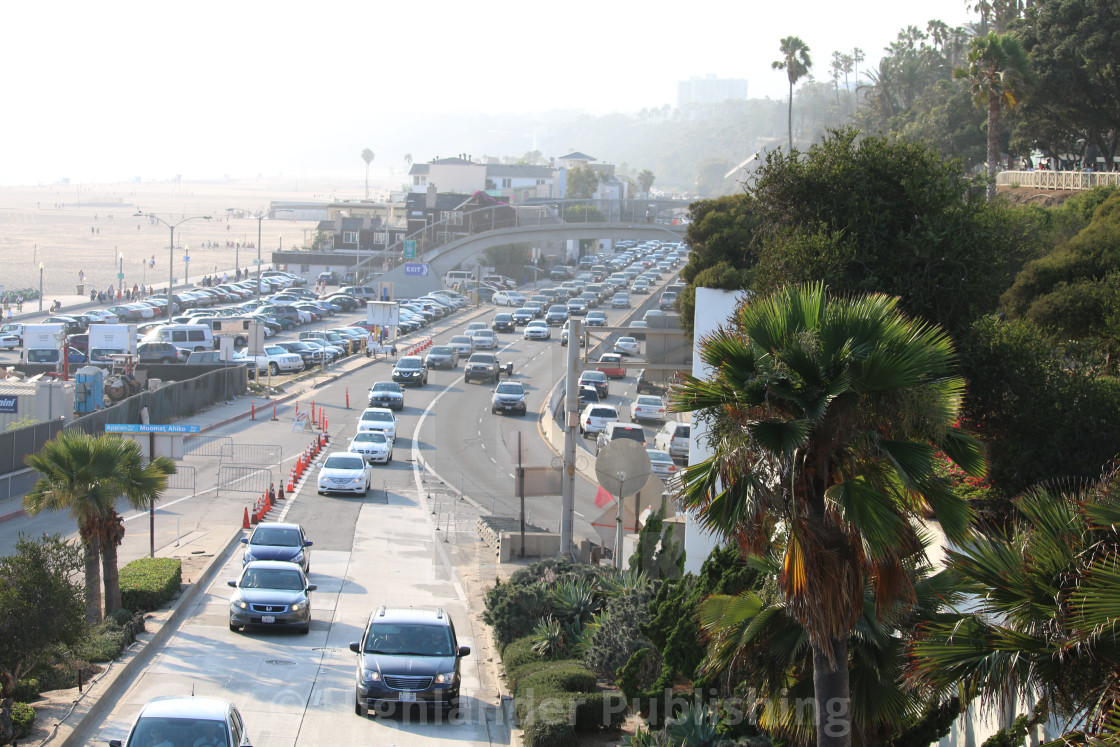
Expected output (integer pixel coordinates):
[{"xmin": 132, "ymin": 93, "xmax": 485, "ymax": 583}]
[
  {"xmin": 119, "ymin": 558, "xmax": 182, "ymax": 612},
  {"xmin": 501, "ymin": 635, "xmax": 554, "ymax": 671},
  {"xmin": 513, "ymin": 660, "xmax": 598, "ymax": 702},
  {"xmin": 11, "ymin": 702, "xmax": 35, "ymax": 739},
  {"xmin": 13, "ymin": 678, "xmax": 39, "ymax": 702}
]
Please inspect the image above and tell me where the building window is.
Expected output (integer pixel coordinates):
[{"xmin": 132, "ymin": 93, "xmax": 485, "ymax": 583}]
[
  {"xmin": 413, "ymin": 175, "xmax": 427, "ymax": 186},
  {"xmin": 440, "ymin": 211, "xmax": 463, "ymax": 226},
  {"xmin": 501, "ymin": 178, "xmax": 512, "ymax": 188},
  {"xmin": 300, "ymin": 265, "xmax": 310, "ymax": 273},
  {"xmin": 373, "ymin": 232, "xmax": 388, "ymax": 245},
  {"xmin": 536, "ymin": 179, "xmax": 546, "ymax": 185},
  {"xmin": 343, "ymin": 231, "xmax": 358, "ymax": 245}
]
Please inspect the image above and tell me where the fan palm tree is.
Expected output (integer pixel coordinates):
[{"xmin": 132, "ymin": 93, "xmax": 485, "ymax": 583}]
[
  {"xmin": 24, "ymin": 431, "xmax": 175, "ymax": 622},
  {"xmin": 908, "ymin": 466, "xmax": 1120, "ymax": 742},
  {"xmin": 772, "ymin": 36, "xmax": 813, "ymax": 152},
  {"xmin": 954, "ymin": 32, "xmax": 1031, "ymax": 200},
  {"xmin": 698, "ymin": 551, "xmax": 960, "ymax": 745},
  {"xmin": 671, "ymin": 282, "xmax": 985, "ymax": 747},
  {"xmin": 361, "ymin": 148, "xmax": 374, "ymax": 199}
]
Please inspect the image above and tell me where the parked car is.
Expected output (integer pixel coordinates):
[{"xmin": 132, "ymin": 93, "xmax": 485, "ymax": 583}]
[
  {"xmin": 240, "ymin": 522, "xmax": 312, "ymax": 572},
  {"xmin": 135, "ymin": 341, "xmax": 186, "ymax": 363},
  {"xmin": 227, "ymin": 560, "xmax": 316, "ymax": 634},
  {"xmin": 350, "ymin": 606, "xmax": 471, "ymax": 715},
  {"xmin": 317, "ymin": 451, "xmax": 374, "ymax": 496}
]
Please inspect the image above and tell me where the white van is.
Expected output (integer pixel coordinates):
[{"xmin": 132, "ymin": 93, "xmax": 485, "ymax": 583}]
[
  {"xmin": 443, "ymin": 270, "xmax": 474, "ymax": 289},
  {"xmin": 143, "ymin": 324, "xmax": 214, "ymax": 353}
]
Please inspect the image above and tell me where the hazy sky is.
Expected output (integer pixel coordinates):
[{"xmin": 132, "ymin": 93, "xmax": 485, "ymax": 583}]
[{"xmin": 4, "ymin": 0, "xmax": 973, "ymax": 185}]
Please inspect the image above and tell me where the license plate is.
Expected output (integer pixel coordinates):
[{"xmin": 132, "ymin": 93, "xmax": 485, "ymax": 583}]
[
  {"xmin": 398, "ymin": 691, "xmax": 416, "ymax": 702},
  {"xmin": 261, "ymin": 615, "xmax": 275, "ymax": 623}
]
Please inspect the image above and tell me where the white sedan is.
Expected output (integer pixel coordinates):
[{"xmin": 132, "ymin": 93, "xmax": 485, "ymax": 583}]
[
  {"xmin": 614, "ymin": 336, "xmax": 641, "ymax": 356},
  {"xmin": 630, "ymin": 395, "xmax": 666, "ymax": 422},
  {"xmin": 348, "ymin": 432, "xmax": 393, "ymax": 464},
  {"xmin": 646, "ymin": 448, "xmax": 678, "ymax": 481},
  {"xmin": 316, "ymin": 451, "xmax": 372, "ymax": 496},
  {"xmin": 523, "ymin": 320, "xmax": 551, "ymax": 340}
]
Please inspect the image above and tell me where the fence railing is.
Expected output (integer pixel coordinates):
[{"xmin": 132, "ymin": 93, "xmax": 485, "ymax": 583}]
[{"xmin": 996, "ymin": 170, "xmax": 1120, "ymax": 190}]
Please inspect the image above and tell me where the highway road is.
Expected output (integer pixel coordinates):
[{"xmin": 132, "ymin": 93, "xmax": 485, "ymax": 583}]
[{"xmin": 3, "ymin": 260, "xmax": 685, "ymax": 746}]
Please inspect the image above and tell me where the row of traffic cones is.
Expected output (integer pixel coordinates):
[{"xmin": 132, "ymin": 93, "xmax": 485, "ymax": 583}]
[
  {"xmin": 285, "ymin": 432, "xmax": 333, "ymax": 494},
  {"xmin": 242, "ymin": 483, "xmax": 286, "ymax": 528}
]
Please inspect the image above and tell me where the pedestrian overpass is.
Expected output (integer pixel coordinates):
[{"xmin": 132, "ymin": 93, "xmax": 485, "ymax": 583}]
[{"xmin": 380, "ymin": 221, "xmax": 687, "ymax": 297}]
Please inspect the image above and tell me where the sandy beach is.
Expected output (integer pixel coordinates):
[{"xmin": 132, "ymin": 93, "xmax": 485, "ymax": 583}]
[{"xmin": 0, "ymin": 176, "xmax": 394, "ymax": 303}]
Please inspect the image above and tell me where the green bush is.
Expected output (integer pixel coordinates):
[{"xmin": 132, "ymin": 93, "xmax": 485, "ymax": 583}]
[
  {"xmin": 31, "ymin": 643, "xmax": 102, "ymax": 691},
  {"xmin": 570, "ymin": 691, "xmax": 628, "ymax": 731},
  {"xmin": 119, "ymin": 558, "xmax": 181, "ymax": 612},
  {"xmin": 75, "ymin": 617, "xmax": 133, "ymax": 663},
  {"xmin": 513, "ymin": 660, "xmax": 598, "ymax": 701},
  {"xmin": 502, "ymin": 635, "xmax": 555, "ymax": 670},
  {"xmin": 521, "ymin": 714, "xmax": 577, "ymax": 747},
  {"xmin": 13, "ymin": 677, "xmax": 40, "ymax": 702},
  {"xmin": 584, "ymin": 587, "xmax": 655, "ymax": 679},
  {"xmin": 484, "ymin": 581, "xmax": 551, "ymax": 647},
  {"xmin": 11, "ymin": 701, "xmax": 35, "ymax": 738}
]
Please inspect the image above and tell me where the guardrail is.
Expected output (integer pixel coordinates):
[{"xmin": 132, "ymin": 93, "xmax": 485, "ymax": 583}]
[{"xmin": 996, "ymin": 170, "xmax": 1120, "ymax": 190}]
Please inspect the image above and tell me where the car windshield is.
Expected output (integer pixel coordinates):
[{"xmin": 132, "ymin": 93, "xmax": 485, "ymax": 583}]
[
  {"xmin": 648, "ymin": 451, "xmax": 673, "ymax": 464},
  {"xmin": 362, "ymin": 411, "xmax": 393, "ymax": 423},
  {"xmin": 397, "ymin": 359, "xmax": 421, "ymax": 369},
  {"xmin": 637, "ymin": 397, "xmax": 661, "ymax": 406},
  {"xmin": 363, "ymin": 623, "xmax": 454, "ymax": 656},
  {"xmin": 240, "ymin": 568, "xmax": 304, "ymax": 590},
  {"xmin": 128, "ymin": 717, "xmax": 230, "ymax": 747},
  {"xmin": 354, "ymin": 433, "xmax": 387, "ymax": 444},
  {"xmin": 324, "ymin": 454, "xmax": 366, "ymax": 470},
  {"xmin": 582, "ymin": 372, "xmax": 606, "ymax": 382},
  {"xmin": 429, "ymin": 347, "xmax": 453, "ymax": 355},
  {"xmin": 450, "ymin": 336, "xmax": 471, "ymax": 344},
  {"xmin": 496, "ymin": 383, "xmax": 523, "ymax": 395},
  {"xmin": 372, "ymin": 383, "xmax": 400, "ymax": 392},
  {"xmin": 250, "ymin": 527, "xmax": 302, "ymax": 546}
]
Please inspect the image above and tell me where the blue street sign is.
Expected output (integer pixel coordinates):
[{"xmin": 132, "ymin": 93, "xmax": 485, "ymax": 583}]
[
  {"xmin": 404, "ymin": 263, "xmax": 430, "ymax": 276},
  {"xmin": 105, "ymin": 424, "xmax": 201, "ymax": 434}
]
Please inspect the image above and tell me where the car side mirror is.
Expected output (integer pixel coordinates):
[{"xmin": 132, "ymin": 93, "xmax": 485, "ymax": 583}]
[
  {"xmin": 240, "ymin": 537, "xmax": 248, "ymax": 544},
  {"xmin": 110, "ymin": 741, "xmax": 123, "ymax": 747},
  {"xmin": 306, "ymin": 584, "xmax": 317, "ymax": 592},
  {"xmin": 349, "ymin": 642, "xmax": 361, "ymax": 653},
  {"xmin": 227, "ymin": 580, "xmax": 237, "ymax": 588},
  {"xmin": 304, "ymin": 540, "xmax": 313, "ymax": 547},
  {"xmin": 458, "ymin": 646, "xmax": 471, "ymax": 657}
]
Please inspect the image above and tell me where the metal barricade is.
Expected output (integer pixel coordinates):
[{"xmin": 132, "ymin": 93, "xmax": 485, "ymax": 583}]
[{"xmin": 216, "ymin": 466, "xmax": 275, "ymax": 498}]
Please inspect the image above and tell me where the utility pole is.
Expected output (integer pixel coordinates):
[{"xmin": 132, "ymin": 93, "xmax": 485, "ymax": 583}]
[{"xmin": 559, "ymin": 318, "xmax": 582, "ymax": 558}]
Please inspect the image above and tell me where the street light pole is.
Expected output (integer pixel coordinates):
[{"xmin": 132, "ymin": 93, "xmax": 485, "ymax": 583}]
[
  {"xmin": 119, "ymin": 252, "xmax": 125, "ymax": 296},
  {"xmin": 134, "ymin": 212, "xmax": 212, "ymax": 313},
  {"xmin": 38, "ymin": 263, "xmax": 43, "ymax": 311}
]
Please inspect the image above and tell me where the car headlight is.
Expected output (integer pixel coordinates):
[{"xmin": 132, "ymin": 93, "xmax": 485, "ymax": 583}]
[
  {"xmin": 434, "ymin": 671, "xmax": 457, "ymax": 684},
  {"xmin": 362, "ymin": 669, "xmax": 381, "ymax": 682},
  {"xmin": 232, "ymin": 599, "xmax": 248, "ymax": 609},
  {"xmin": 243, "ymin": 549, "xmax": 255, "ymax": 562},
  {"xmin": 290, "ymin": 601, "xmax": 306, "ymax": 611}
]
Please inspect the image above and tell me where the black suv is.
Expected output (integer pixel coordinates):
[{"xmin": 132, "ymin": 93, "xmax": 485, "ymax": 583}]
[
  {"xmin": 491, "ymin": 313, "xmax": 515, "ymax": 333},
  {"xmin": 392, "ymin": 356, "xmax": 428, "ymax": 387},
  {"xmin": 351, "ymin": 606, "xmax": 470, "ymax": 715}
]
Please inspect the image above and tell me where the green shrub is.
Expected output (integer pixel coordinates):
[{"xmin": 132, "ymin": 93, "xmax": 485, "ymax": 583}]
[
  {"xmin": 584, "ymin": 587, "xmax": 654, "ymax": 679},
  {"xmin": 521, "ymin": 713, "xmax": 577, "ymax": 747},
  {"xmin": 569, "ymin": 690, "xmax": 628, "ymax": 731},
  {"xmin": 13, "ymin": 677, "xmax": 40, "ymax": 702},
  {"xmin": 31, "ymin": 643, "xmax": 102, "ymax": 691},
  {"xmin": 119, "ymin": 558, "xmax": 181, "ymax": 612},
  {"xmin": 484, "ymin": 581, "xmax": 551, "ymax": 647},
  {"xmin": 11, "ymin": 701, "xmax": 35, "ymax": 738},
  {"xmin": 502, "ymin": 635, "xmax": 554, "ymax": 670},
  {"xmin": 513, "ymin": 660, "xmax": 598, "ymax": 701},
  {"xmin": 75, "ymin": 617, "xmax": 133, "ymax": 663}
]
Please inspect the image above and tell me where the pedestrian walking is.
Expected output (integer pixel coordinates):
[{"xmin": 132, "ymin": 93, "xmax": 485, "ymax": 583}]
[{"xmin": 16, "ymin": 295, "xmax": 23, "ymax": 313}]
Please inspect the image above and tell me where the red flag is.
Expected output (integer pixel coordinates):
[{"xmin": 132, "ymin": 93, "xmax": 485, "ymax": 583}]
[{"xmin": 595, "ymin": 486, "xmax": 614, "ymax": 508}]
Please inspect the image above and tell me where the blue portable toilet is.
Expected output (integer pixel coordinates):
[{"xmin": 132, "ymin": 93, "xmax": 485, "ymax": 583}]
[{"xmin": 74, "ymin": 366, "xmax": 105, "ymax": 413}]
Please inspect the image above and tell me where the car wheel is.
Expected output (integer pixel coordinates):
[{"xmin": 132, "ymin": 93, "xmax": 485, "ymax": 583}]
[
  {"xmin": 229, "ymin": 621, "xmax": 240, "ymax": 632},
  {"xmin": 269, "ymin": 362, "xmax": 279, "ymax": 375},
  {"xmin": 355, "ymin": 697, "xmax": 365, "ymax": 717},
  {"xmin": 464, "ymin": 374, "xmax": 470, "ymax": 383},
  {"xmin": 160, "ymin": 357, "xmax": 173, "ymax": 364},
  {"xmin": 492, "ymin": 407, "xmax": 497, "ymax": 414},
  {"xmin": 362, "ymin": 482, "xmax": 368, "ymax": 496},
  {"xmin": 300, "ymin": 624, "xmax": 310, "ymax": 635}
]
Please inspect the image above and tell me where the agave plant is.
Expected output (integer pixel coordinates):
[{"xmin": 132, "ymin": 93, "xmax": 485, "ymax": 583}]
[
  {"xmin": 666, "ymin": 701, "xmax": 721, "ymax": 746},
  {"xmin": 529, "ymin": 617, "xmax": 567, "ymax": 658},
  {"xmin": 600, "ymin": 566, "xmax": 653, "ymax": 597},
  {"xmin": 551, "ymin": 577, "xmax": 602, "ymax": 624}
]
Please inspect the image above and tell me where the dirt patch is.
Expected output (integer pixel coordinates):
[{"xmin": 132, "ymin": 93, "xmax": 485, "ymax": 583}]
[{"xmin": 996, "ymin": 186, "xmax": 1082, "ymax": 207}]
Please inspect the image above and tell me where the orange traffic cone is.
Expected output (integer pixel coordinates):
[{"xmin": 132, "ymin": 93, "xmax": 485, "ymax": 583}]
[
  {"xmin": 277, "ymin": 484, "xmax": 285, "ymax": 501},
  {"xmin": 263, "ymin": 491, "xmax": 271, "ymax": 513},
  {"xmin": 242, "ymin": 507, "xmax": 251, "ymax": 529}
]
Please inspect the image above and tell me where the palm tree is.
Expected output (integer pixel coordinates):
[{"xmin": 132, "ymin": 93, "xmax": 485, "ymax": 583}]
[
  {"xmin": 908, "ymin": 467, "xmax": 1120, "ymax": 742},
  {"xmin": 403, "ymin": 153, "xmax": 413, "ymax": 168},
  {"xmin": 954, "ymin": 32, "xmax": 1031, "ymax": 200},
  {"xmin": 24, "ymin": 431, "xmax": 175, "ymax": 622},
  {"xmin": 361, "ymin": 148, "xmax": 374, "ymax": 199},
  {"xmin": 772, "ymin": 36, "xmax": 813, "ymax": 152},
  {"xmin": 672, "ymin": 282, "xmax": 985, "ymax": 747},
  {"xmin": 698, "ymin": 550, "xmax": 960, "ymax": 745}
]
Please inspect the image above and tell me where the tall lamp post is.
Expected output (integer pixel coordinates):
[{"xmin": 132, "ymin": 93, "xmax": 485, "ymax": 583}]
[
  {"xmin": 38, "ymin": 263, "xmax": 44, "ymax": 311},
  {"xmin": 118, "ymin": 252, "xmax": 125, "ymax": 297},
  {"xmin": 134, "ymin": 211, "xmax": 212, "ymax": 312}
]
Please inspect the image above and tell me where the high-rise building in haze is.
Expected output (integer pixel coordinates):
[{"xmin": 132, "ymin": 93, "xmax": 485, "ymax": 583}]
[{"xmin": 677, "ymin": 75, "xmax": 749, "ymax": 107}]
